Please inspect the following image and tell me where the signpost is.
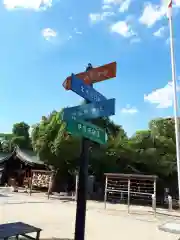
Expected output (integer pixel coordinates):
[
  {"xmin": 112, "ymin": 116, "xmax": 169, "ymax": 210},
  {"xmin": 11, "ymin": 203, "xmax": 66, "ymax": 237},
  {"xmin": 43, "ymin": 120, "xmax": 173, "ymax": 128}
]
[
  {"xmin": 62, "ymin": 62, "xmax": 117, "ymax": 240},
  {"xmin": 62, "ymin": 98, "xmax": 115, "ymax": 122},
  {"xmin": 66, "ymin": 119, "xmax": 107, "ymax": 145},
  {"xmin": 71, "ymin": 74, "xmax": 106, "ymax": 103},
  {"xmin": 62, "ymin": 61, "xmax": 117, "ymax": 90}
]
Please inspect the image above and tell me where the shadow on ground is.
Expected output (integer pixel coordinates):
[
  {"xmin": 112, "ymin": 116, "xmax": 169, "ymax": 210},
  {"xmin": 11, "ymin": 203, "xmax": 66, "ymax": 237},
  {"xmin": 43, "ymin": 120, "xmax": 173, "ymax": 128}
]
[
  {"xmin": 3, "ymin": 201, "xmax": 49, "ymax": 205},
  {"xmin": 19, "ymin": 238, "xmax": 72, "ymax": 240},
  {"xmin": 0, "ymin": 194, "xmax": 10, "ymax": 198},
  {"xmin": 49, "ymin": 195, "xmax": 75, "ymax": 202},
  {"xmin": 18, "ymin": 237, "xmax": 71, "ymax": 240},
  {"xmin": 155, "ymin": 211, "xmax": 180, "ymax": 218}
]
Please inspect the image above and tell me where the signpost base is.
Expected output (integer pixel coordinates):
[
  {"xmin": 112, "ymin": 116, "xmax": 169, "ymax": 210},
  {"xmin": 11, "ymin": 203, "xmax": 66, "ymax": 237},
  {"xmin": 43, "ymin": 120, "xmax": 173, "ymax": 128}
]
[{"xmin": 74, "ymin": 137, "xmax": 90, "ymax": 240}]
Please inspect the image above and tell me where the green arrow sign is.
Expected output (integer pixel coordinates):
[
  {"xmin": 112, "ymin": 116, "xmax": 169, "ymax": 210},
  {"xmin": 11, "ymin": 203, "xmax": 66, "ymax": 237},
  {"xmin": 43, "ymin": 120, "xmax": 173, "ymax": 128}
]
[{"xmin": 66, "ymin": 120, "xmax": 108, "ymax": 144}]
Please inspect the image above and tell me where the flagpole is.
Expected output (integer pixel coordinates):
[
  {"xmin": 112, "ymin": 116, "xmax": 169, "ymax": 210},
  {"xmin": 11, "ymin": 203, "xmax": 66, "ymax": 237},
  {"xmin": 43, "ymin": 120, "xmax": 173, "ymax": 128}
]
[{"xmin": 167, "ymin": 4, "xmax": 180, "ymax": 205}]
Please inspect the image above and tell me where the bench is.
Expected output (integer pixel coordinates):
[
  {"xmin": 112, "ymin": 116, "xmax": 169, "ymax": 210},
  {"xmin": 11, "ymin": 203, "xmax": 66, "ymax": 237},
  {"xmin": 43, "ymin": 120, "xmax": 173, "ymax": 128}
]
[{"xmin": 0, "ymin": 222, "xmax": 41, "ymax": 240}]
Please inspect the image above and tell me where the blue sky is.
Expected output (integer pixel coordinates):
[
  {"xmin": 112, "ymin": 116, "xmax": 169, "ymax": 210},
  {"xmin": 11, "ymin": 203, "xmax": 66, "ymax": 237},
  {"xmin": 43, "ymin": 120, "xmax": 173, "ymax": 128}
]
[{"xmin": 0, "ymin": 0, "xmax": 180, "ymax": 136}]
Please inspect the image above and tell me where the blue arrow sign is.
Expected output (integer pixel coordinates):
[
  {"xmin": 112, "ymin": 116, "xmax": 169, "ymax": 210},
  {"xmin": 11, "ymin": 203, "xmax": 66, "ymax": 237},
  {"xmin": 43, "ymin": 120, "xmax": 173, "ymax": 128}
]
[
  {"xmin": 62, "ymin": 98, "xmax": 115, "ymax": 121},
  {"xmin": 71, "ymin": 74, "xmax": 106, "ymax": 103}
]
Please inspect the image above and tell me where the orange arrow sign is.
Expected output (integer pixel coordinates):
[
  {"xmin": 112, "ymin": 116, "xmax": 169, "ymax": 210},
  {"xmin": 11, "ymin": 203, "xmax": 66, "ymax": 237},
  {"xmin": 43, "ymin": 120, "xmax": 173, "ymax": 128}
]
[{"xmin": 62, "ymin": 61, "xmax": 117, "ymax": 90}]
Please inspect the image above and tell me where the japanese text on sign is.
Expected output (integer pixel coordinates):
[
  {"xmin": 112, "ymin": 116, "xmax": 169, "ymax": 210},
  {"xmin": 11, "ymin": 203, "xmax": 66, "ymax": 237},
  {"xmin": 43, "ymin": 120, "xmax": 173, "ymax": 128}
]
[{"xmin": 78, "ymin": 123, "xmax": 100, "ymax": 138}]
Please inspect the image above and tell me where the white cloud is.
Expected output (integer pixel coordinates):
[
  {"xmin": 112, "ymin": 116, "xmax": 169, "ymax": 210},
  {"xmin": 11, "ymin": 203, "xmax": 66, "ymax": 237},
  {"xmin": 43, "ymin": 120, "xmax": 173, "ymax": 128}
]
[
  {"xmin": 103, "ymin": 11, "xmax": 115, "ymax": 17},
  {"xmin": 111, "ymin": 20, "xmax": 135, "ymax": 37},
  {"xmin": 174, "ymin": 0, "xmax": 180, "ymax": 7},
  {"xmin": 42, "ymin": 28, "xmax": 57, "ymax": 41},
  {"xmin": 139, "ymin": 3, "xmax": 166, "ymax": 27},
  {"xmin": 121, "ymin": 105, "xmax": 138, "ymax": 114},
  {"xmin": 103, "ymin": 0, "xmax": 122, "ymax": 4},
  {"xmin": 144, "ymin": 81, "xmax": 180, "ymax": 108},
  {"xmin": 90, "ymin": 0, "xmax": 132, "ymax": 24},
  {"xmin": 102, "ymin": 4, "xmax": 112, "ymax": 10},
  {"xmin": 74, "ymin": 28, "xmax": 82, "ymax": 35},
  {"xmin": 3, "ymin": 0, "xmax": 52, "ymax": 10},
  {"xmin": 89, "ymin": 13, "xmax": 102, "ymax": 23},
  {"xmin": 103, "ymin": 0, "xmax": 132, "ymax": 12},
  {"xmin": 153, "ymin": 26, "xmax": 165, "ymax": 37},
  {"xmin": 119, "ymin": 0, "xmax": 131, "ymax": 12},
  {"xmin": 89, "ymin": 11, "xmax": 115, "ymax": 23},
  {"xmin": 67, "ymin": 35, "xmax": 72, "ymax": 40}
]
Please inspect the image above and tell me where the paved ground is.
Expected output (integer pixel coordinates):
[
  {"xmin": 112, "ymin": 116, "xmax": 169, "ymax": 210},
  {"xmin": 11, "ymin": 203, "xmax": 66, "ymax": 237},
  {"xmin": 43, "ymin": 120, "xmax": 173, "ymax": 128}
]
[{"xmin": 0, "ymin": 188, "xmax": 179, "ymax": 240}]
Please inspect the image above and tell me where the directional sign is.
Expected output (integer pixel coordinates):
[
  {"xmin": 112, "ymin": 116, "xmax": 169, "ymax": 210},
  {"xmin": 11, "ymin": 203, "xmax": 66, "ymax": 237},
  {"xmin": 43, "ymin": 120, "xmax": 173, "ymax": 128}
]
[
  {"xmin": 63, "ymin": 62, "xmax": 117, "ymax": 90},
  {"xmin": 66, "ymin": 119, "xmax": 108, "ymax": 144},
  {"xmin": 71, "ymin": 74, "xmax": 106, "ymax": 103},
  {"xmin": 62, "ymin": 98, "xmax": 115, "ymax": 121}
]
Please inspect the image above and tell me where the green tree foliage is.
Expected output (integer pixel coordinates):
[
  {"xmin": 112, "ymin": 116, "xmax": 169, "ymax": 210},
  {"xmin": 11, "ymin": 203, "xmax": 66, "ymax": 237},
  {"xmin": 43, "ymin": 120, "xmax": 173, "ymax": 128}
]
[
  {"xmin": 1, "ymin": 140, "xmax": 11, "ymax": 153},
  {"xmin": 0, "ymin": 112, "xmax": 178, "ymax": 189},
  {"xmin": 30, "ymin": 114, "xmax": 178, "ymax": 181},
  {"xmin": 30, "ymin": 110, "xmax": 125, "ymax": 178},
  {"xmin": 0, "ymin": 133, "xmax": 13, "ymax": 141},
  {"xmin": 12, "ymin": 122, "xmax": 30, "ymax": 138},
  {"xmin": 0, "ymin": 133, "xmax": 14, "ymax": 153},
  {"xmin": 11, "ymin": 122, "xmax": 31, "ymax": 149},
  {"xmin": 31, "ymin": 110, "xmax": 80, "ymax": 177},
  {"xmin": 149, "ymin": 118, "xmax": 175, "ymax": 140}
]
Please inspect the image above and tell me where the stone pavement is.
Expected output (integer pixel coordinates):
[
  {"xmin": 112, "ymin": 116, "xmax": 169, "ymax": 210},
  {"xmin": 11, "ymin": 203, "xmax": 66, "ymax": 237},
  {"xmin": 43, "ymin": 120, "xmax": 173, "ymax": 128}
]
[{"xmin": 0, "ymin": 189, "xmax": 179, "ymax": 240}]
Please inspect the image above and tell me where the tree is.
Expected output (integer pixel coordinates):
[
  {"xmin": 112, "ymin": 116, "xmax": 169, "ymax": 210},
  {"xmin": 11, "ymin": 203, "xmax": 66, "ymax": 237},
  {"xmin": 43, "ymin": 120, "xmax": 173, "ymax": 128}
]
[
  {"xmin": 128, "ymin": 121, "xmax": 177, "ymax": 177},
  {"xmin": 0, "ymin": 141, "xmax": 3, "ymax": 152},
  {"xmin": 12, "ymin": 122, "xmax": 31, "ymax": 149},
  {"xmin": 0, "ymin": 109, "xmax": 178, "ymax": 192},
  {"xmin": 149, "ymin": 118, "xmax": 175, "ymax": 140},
  {"xmin": 1, "ymin": 140, "xmax": 10, "ymax": 153},
  {"xmin": 0, "ymin": 133, "xmax": 13, "ymax": 141},
  {"xmin": 31, "ymin": 110, "xmax": 80, "ymax": 175},
  {"xmin": 12, "ymin": 122, "xmax": 30, "ymax": 138}
]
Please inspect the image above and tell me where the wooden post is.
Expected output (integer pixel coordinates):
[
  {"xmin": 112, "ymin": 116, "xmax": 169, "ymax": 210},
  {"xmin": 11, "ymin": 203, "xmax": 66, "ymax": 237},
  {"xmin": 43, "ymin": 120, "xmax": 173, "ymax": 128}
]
[
  {"xmin": 48, "ymin": 175, "xmax": 51, "ymax": 199},
  {"xmin": 168, "ymin": 195, "xmax": 173, "ymax": 211},
  {"xmin": 75, "ymin": 174, "xmax": 78, "ymax": 201},
  {"xmin": 29, "ymin": 171, "xmax": 33, "ymax": 196},
  {"xmin": 153, "ymin": 178, "xmax": 156, "ymax": 216},
  {"xmin": 127, "ymin": 178, "xmax": 130, "ymax": 213},
  {"xmin": 104, "ymin": 176, "xmax": 108, "ymax": 209}
]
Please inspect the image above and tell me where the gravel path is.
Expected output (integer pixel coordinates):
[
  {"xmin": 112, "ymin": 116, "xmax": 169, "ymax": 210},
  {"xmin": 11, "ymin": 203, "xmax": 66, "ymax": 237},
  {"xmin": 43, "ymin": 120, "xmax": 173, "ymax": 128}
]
[{"xmin": 0, "ymin": 188, "xmax": 179, "ymax": 240}]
